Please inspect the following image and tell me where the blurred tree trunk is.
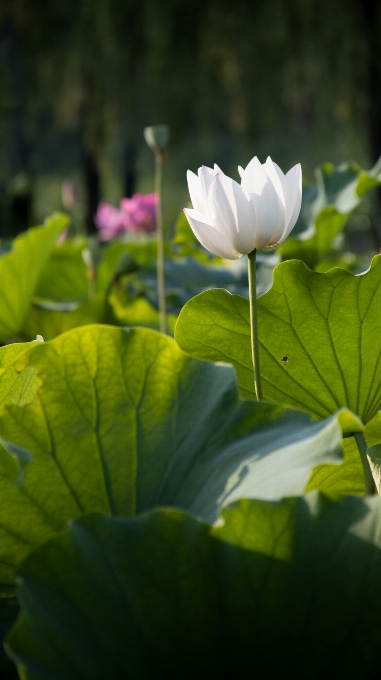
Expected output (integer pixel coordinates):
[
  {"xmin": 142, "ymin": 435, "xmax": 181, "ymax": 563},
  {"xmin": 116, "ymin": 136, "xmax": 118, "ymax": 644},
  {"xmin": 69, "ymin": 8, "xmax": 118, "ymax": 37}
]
[
  {"xmin": 123, "ymin": 145, "xmax": 137, "ymax": 198},
  {"xmin": 363, "ymin": 0, "xmax": 381, "ymax": 164},
  {"xmin": 79, "ymin": 94, "xmax": 101, "ymax": 235},
  {"xmin": 1, "ymin": 0, "xmax": 31, "ymax": 237},
  {"xmin": 362, "ymin": 0, "xmax": 381, "ymax": 247},
  {"xmin": 82, "ymin": 148, "xmax": 100, "ymax": 235}
]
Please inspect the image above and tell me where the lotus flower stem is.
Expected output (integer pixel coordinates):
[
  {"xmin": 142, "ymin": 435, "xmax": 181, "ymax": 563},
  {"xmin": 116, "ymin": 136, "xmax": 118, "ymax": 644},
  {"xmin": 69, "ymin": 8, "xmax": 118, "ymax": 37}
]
[
  {"xmin": 248, "ymin": 250, "xmax": 263, "ymax": 400},
  {"xmin": 154, "ymin": 150, "xmax": 167, "ymax": 335},
  {"xmin": 354, "ymin": 432, "xmax": 376, "ymax": 495}
]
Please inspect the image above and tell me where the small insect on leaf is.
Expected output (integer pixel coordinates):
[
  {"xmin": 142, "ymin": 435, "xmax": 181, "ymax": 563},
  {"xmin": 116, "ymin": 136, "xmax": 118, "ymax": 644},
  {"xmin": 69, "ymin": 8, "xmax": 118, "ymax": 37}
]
[{"xmin": 281, "ymin": 356, "xmax": 290, "ymax": 363}]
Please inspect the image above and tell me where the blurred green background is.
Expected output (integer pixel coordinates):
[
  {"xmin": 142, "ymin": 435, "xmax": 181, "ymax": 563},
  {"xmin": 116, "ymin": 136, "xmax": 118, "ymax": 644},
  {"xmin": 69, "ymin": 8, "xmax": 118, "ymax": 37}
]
[{"xmin": 1, "ymin": 0, "xmax": 380, "ymax": 241}]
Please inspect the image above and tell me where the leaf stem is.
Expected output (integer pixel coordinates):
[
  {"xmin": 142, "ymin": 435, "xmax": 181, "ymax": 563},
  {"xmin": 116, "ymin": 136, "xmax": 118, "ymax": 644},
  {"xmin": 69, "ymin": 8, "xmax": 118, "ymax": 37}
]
[
  {"xmin": 354, "ymin": 431, "xmax": 376, "ymax": 495},
  {"xmin": 154, "ymin": 150, "xmax": 167, "ymax": 334},
  {"xmin": 248, "ymin": 249, "xmax": 263, "ymax": 400}
]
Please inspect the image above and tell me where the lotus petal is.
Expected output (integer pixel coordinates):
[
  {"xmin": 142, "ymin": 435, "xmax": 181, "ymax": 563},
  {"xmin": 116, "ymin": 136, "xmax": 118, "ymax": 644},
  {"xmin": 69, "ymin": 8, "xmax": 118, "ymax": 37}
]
[
  {"xmin": 282, "ymin": 163, "xmax": 302, "ymax": 233},
  {"xmin": 183, "ymin": 208, "xmax": 240, "ymax": 259},
  {"xmin": 208, "ymin": 173, "xmax": 255, "ymax": 254},
  {"xmin": 186, "ymin": 171, "xmax": 205, "ymax": 215}
]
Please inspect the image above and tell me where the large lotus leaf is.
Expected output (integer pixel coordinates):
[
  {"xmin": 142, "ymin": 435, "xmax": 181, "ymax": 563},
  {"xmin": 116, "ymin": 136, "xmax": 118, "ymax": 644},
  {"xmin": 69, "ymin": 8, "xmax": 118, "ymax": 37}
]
[
  {"xmin": 176, "ymin": 255, "xmax": 381, "ymax": 426},
  {"xmin": 278, "ymin": 161, "xmax": 381, "ymax": 267},
  {"xmin": 0, "ymin": 214, "xmax": 68, "ymax": 341},
  {"xmin": 34, "ymin": 240, "xmax": 89, "ymax": 303},
  {"xmin": 7, "ymin": 493, "xmax": 381, "ymax": 679},
  {"xmin": 0, "ymin": 325, "xmax": 346, "ymax": 585}
]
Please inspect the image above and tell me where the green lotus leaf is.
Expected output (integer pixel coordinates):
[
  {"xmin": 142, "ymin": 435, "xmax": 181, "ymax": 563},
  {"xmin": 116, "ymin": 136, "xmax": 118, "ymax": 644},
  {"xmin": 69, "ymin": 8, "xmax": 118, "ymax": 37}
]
[
  {"xmin": 0, "ymin": 325, "xmax": 345, "ymax": 585},
  {"xmin": 7, "ymin": 493, "xmax": 381, "ymax": 678},
  {"xmin": 0, "ymin": 214, "xmax": 69, "ymax": 341},
  {"xmin": 175, "ymin": 255, "xmax": 381, "ymax": 424}
]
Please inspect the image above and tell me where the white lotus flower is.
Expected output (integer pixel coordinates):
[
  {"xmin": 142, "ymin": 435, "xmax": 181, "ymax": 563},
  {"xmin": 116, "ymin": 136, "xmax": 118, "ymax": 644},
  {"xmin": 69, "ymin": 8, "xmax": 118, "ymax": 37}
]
[{"xmin": 184, "ymin": 157, "xmax": 302, "ymax": 259}]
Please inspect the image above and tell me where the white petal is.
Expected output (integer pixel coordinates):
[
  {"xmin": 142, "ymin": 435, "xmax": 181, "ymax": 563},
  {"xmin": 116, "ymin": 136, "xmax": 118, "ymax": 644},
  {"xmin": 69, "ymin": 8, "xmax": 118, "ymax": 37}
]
[
  {"xmin": 206, "ymin": 173, "xmax": 255, "ymax": 254},
  {"xmin": 239, "ymin": 156, "xmax": 285, "ymax": 249},
  {"xmin": 264, "ymin": 164, "xmax": 302, "ymax": 248},
  {"xmin": 257, "ymin": 195, "xmax": 284, "ymax": 246},
  {"xmin": 198, "ymin": 165, "xmax": 215, "ymax": 195},
  {"xmin": 240, "ymin": 156, "xmax": 267, "ymax": 196},
  {"xmin": 197, "ymin": 166, "xmax": 216, "ymax": 222},
  {"xmin": 266, "ymin": 165, "xmax": 302, "ymax": 250},
  {"xmin": 238, "ymin": 165, "xmax": 244, "ymax": 179},
  {"xmin": 271, "ymin": 160, "xmax": 285, "ymax": 181},
  {"xmin": 232, "ymin": 184, "xmax": 257, "ymax": 254},
  {"xmin": 282, "ymin": 163, "xmax": 302, "ymax": 233},
  {"xmin": 265, "ymin": 157, "xmax": 286, "ymax": 204},
  {"xmin": 261, "ymin": 157, "xmax": 287, "ymax": 244},
  {"xmin": 183, "ymin": 208, "xmax": 240, "ymax": 259},
  {"xmin": 186, "ymin": 170, "xmax": 205, "ymax": 214},
  {"xmin": 208, "ymin": 173, "xmax": 237, "ymax": 237}
]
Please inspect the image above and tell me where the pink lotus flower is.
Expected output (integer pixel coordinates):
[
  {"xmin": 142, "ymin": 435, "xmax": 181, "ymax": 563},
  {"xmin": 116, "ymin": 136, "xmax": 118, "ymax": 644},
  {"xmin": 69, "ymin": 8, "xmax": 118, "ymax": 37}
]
[{"xmin": 95, "ymin": 193, "xmax": 157, "ymax": 241}]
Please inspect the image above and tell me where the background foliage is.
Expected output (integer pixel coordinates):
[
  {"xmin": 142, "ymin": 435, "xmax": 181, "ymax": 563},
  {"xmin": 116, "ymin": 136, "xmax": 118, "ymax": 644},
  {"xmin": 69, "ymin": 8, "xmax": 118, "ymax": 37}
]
[{"xmin": 1, "ymin": 0, "xmax": 381, "ymax": 240}]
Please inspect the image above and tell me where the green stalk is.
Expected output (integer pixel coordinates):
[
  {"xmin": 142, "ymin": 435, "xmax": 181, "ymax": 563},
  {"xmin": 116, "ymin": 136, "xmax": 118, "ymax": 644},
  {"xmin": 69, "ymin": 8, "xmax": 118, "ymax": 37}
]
[
  {"xmin": 248, "ymin": 249, "xmax": 263, "ymax": 400},
  {"xmin": 354, "ymin": 431, "xmax": 376, "ymax": 495},
  {"xmin": 154, "ymin": 150, "xmax": 167, "ymax": 335}
]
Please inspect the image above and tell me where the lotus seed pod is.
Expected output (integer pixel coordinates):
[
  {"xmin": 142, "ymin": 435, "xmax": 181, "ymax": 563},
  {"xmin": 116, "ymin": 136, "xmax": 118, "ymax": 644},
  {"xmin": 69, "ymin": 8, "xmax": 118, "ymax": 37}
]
[{"xmin": 144, "ymin": 125, "xmax": 169, "ymax": 150}]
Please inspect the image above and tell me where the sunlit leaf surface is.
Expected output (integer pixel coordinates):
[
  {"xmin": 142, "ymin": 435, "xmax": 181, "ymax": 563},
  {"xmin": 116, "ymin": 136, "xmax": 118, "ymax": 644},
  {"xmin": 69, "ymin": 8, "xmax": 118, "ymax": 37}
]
[
  {"xmin": 0, "ymin": 326, "xmax": 345, "ymax": 585},
  {"xmin": 176, "ymin": 256, "xmax": 381, "ymax": 424}
]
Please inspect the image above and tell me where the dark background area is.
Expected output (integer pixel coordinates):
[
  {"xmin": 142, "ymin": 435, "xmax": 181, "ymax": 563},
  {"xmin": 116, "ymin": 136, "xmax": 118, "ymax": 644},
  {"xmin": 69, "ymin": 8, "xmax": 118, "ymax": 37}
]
[{"xmin": 1, "ymin": 0, "xmax": 380, "ymax": 237}]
